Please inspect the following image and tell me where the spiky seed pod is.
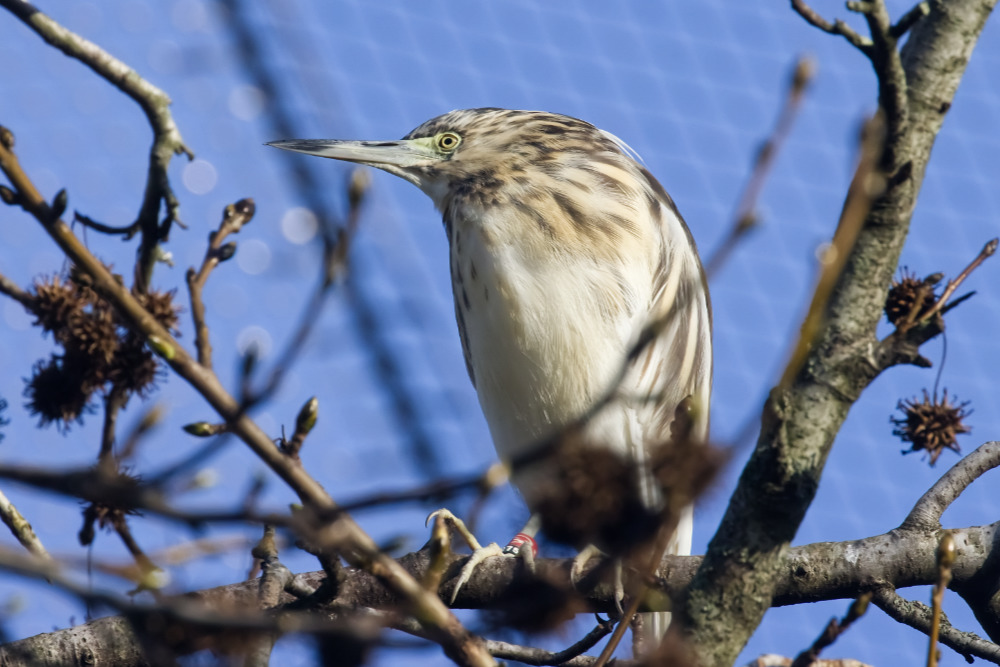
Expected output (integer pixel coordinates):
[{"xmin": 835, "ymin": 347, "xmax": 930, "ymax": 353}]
[
  {"xmin": 885, "ymin": 268, "xmax": 938, "ymax": 326},
  {"xmin": 64, "ymin": 303, "xmax": 118, "ymax": 366},
  {"xmin": 24, "ymin": 357, "xmax": 94, "ymax": 429},
  {"xmin": 135, "ymin": 289, "xmax": 180, "ymax": 333},
  {"xmin": 30, "ymin": 275, "xmax": 82, "ymax": 335},
  {"xmin": 107, "ymin": 334, "xmax": 160, "ymax": 397},
  {"xmin": 891, "ymin": 389, "xmax": 971, "ymax": 465}
]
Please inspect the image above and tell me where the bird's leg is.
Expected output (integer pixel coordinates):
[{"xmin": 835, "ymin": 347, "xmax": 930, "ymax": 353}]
[
  {"xmin": 426, "ymin": 510, "xmax": 539, "ymax": 604},
  {"xmin": 501, "ymin": 513, "xmax": 540, "ymax": 560},
  {"xmin": 571, "ymin": 545, "xmax": 625, "ymax": 615}
]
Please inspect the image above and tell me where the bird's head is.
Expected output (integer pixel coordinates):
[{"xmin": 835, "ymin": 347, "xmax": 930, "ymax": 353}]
[{"xmin": 267, "ymin": 108, "xmax": 640, "ymax": 211}]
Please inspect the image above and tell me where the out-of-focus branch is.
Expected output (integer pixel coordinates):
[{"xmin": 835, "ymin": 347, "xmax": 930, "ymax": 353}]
[
  {"xmin": 0, "ymin": 488, "xmax": 49, "ymax": 561},
  {"xmin": 705, "ymin": 55, "xmax": 815, "ymax": 279},
  {"xmin": 791, "ymin": 594, "xmax": 872, "ymax": 667},
  {"xmin": 0, "ymin": 0, "xmax": 194, "ymax": 292},
  {"xmin": 0, "ymin": 270, "xmax": 32, "ymax": 308},
  {"xmin": 241, "ymin": 170, "xmax": 368, "ymax": 411},
  {"xmin": 927, "ymin": 533, "xmax": 956, "ymax": 667},
  {"xmin": 778, "ymin": 113, "xmax": 884, "ymax": 388}
]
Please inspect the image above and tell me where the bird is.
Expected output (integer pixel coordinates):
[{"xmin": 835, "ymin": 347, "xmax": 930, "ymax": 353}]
[{"xmin": 268, "ymin": 108, "xmax": 712, "ymax": 650}]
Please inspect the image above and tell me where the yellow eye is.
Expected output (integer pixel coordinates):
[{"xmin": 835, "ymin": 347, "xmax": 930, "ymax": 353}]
[{"xmin": 436, "ymin": 132, "xmax": 461, "ymax": 152}]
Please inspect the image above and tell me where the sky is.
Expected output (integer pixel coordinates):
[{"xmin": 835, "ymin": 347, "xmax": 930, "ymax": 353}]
[{"xmin": 0, "ymin": 1, "xmax": 998, "ymax": 665}]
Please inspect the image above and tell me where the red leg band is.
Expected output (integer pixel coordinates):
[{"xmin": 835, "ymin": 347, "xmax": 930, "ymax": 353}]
[{"xmin": 502, "ymin": 532, "xmax": 538, "ymax": 557}]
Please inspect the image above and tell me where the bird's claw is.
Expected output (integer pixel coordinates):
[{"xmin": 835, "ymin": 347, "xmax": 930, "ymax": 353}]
[
  {"xmin": 449, "ymin": 541, "xmax": 504, "ymax": 604},
  {"xmin": 427, "ymin": 509, "xmax": 539, "ymax": 604},
  {"xmin": 571, "ymin": 544, "xmax": 625, "ymax": 616},
  {"xmin": 426, "ymin": 508, "xmax": 485, "ymax": 550}
]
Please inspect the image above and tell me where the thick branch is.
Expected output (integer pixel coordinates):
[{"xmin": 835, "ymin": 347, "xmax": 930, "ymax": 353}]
[
  {"xmin": 3, "ymin": 520, "xmax": 999, "ymax": 666},
  {"xmin": 681, "ymin": 3, "xmax": 997, "ymax": 664}
]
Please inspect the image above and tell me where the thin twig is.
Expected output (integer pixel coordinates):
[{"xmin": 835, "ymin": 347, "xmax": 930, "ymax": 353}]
[
  {"xmin": 779, "ymin": 114, "xmax": 885, "ymax": 387},
  {"xmin": 790, "ymin": 0, "xmax": 874, "ymax": 54},
  {"xmin": 0, "ymin": 271, "xmax": 33, "ymax": 308},
  {"xmin": 486, "ymin": 621, "xmax": 616, "ymax": 665},
  {"xmin": 928, "ymin": 532, "xmax": 956, "ymax": 667},
  {"xmin": 872, "ymin": 587, "xmax": 1000, "ymax": 663},
  {"xmin": 0, "ymin": 488, "xmax": 50, "ymax": 561},
  {"xmin": 706, "ymin": 55, "xmax": 815, "ymax": 278},
  {"xmin": 791, "ymin": 593, "xmax": 872, "ymax": 667},
  {"xmin": 0, "ymin": 0, "xmax": 194, "ymax": 292},
  {"xmin": 186, "ymin": 198, "xmax": 256, "ymax": 368},
  {"xmin": 98, "ymin": 389, "xmax": 127, "ymax": 465},
  {"xmin": 916, "ymin": 238, "xmax": 998, "ymax": 325}
]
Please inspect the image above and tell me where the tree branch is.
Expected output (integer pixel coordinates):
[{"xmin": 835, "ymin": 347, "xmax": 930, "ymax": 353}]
[
  {"xmin": 3, "ymin": 517, "xmax": 998, "ymax": 665},
  {"xmin": 790, "ymin": 0, "xmax": 874, "ymax": 54},
  {"xmin": 873, "ymin": 586, "xmax": 1000, "ymax": 663},
  {"xmin": 0, "ymin": 0, "xmax": 194, "ymax": 292},
  {"xmin": 903, "ymin": 441, "xmax": 1000, "ymax": 531},
  {"xmin": 682, "ymin": 3, "xmax": 997, "ymax": 660}
]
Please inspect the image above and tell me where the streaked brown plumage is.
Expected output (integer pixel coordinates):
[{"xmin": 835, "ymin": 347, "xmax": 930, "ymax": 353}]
[{"xmin": 269, "ymin": 108, "xmax": 712, "ymax": 644}]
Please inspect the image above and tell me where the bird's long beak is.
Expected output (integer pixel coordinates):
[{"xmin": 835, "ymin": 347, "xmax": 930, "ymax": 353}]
[{"xmin": 266, "ymin": 138, "xmax": 438, "ymax": 186}]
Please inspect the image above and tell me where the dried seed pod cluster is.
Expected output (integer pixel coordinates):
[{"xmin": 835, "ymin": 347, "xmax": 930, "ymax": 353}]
[{"xmin": 25, "ymin": 270, "xmax": 179, "ymax": 429}]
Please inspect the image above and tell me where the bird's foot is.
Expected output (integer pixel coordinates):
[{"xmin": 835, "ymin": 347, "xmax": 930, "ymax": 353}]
[
  {"xmin": 570, "ymin": 544, "xmax": 625, "ymax": 616},
  {"xmin": 426, "ymin": 509, "xmax": 538, "ymax": 604}
]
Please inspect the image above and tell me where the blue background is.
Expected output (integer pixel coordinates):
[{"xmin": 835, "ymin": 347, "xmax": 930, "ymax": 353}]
[{"xmin": 0, "ymin": 1, "xmax": 998, "ymax": 665}]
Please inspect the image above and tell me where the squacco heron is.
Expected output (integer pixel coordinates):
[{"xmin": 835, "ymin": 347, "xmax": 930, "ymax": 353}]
[{"xmin": 269, "ymin": 108, "xmax": 712, "ymax": 648}]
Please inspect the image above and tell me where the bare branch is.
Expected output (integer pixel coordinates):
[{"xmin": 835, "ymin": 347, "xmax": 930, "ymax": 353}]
[
  {"xmin": 917, "ymin": 238, "xmax": 998, "ymax": 325},
  {"xmin": 705, "ymin": 55, "xmax": 815, "ymax": 278},
  {"xmin": 0, "ymin": 270, "xmax": 33, "ymax": 309},
  {"xmin": 873, "ymin": 587, "xmax": 1000, "ymax": 663},
  {"xmin": 791, "ymin": 594, "xmax": 872, "ymax": 667},
  {"xmin": 903, "ymin": 441, "xmax": 1000, "ymax": 531},
  {"xmin": 0, "ymin": 0, "xmax": 194, "ymax": 292},
  {"xmin": 186, "ymin": 198, "xmax": 257, "ymax": 368},
  {"xmin": 682, "ymin": 3, "xmax": 997, "ymax": 662},
  {"xmin": 486, "ymin": 621, "xmax": 615, "ymax": 666},
  {"xmin": 790, "ymin": 0, "xmax": 874, "ymax": 54},
  {"xmin": 891, "ymin": 2, "xmax": 931, "ymax": 38},
  {"xmin": 0, "ymin": 488, "xmax": 49, "ymax": 561}
]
